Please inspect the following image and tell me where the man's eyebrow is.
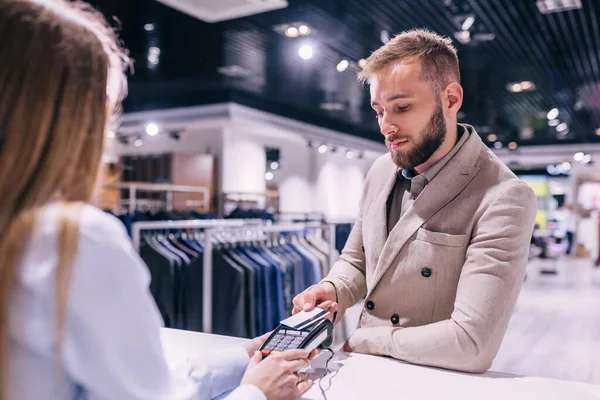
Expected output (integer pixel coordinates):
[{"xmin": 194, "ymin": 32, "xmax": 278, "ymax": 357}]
[{"xmin": 371, "ymin": 92, "xmax": 413, "ymax": 107}]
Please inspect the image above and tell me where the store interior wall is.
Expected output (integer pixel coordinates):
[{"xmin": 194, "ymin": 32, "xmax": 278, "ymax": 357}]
[{"xmin": 112, "ymin": 118, "xmax": 382, "ymax": 219}]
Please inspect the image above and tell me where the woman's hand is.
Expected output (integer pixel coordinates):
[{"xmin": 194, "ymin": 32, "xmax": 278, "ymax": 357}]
[
  {"xmin": 241, "ymin": 350, "xmax": 314, "ymax": 400},
  {"xmin": 244, "ymin": 332, "xmax": 272, "ymax": 358}
]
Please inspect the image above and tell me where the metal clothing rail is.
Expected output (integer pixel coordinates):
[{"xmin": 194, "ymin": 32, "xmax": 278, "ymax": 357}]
[
  {"xmin": 131, "ymin": 219, "xmax": 252, "ymax": 335},
  {"xmin": 104, "ymin": 182, "xmax": 210, "ymax": 214}
]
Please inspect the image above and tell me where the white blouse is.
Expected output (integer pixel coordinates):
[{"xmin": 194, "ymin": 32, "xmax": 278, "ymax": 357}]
[{"xmin": 9, "ymin": 204, "xmax": 265, "ymax": 400}]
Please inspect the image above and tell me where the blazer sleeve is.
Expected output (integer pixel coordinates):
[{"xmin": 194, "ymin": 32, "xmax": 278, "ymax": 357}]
[
  {"xmin": 345, "ymin": 182, "xmax": 537, "ymax": 373},
  {"xmin": 320, "ymin": 178, "xmax": 369, "ymax": 323}
]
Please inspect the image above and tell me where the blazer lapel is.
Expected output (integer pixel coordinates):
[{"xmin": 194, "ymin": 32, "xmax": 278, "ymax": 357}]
[{"xmin": 368, "ymin": 126, "xmax": 483, "ymax": 295}]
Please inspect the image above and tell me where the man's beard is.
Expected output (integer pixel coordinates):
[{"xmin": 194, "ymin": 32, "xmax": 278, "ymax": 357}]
[{"xmin": 386, "ymin": 102, "xmax": 447, "ymax": 170}]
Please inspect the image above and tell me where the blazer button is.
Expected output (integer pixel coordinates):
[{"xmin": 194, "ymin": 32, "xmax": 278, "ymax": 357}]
[
  {"xmin": 391, "ymin": 314, "xmax": 399, "ymax": 324},
  {"xmin": 421, "ymin": 268, "xmax": 432, "ymax": 278},
  {"xmin": 366, "ymin": 301, "xmax": 375, "ymax": 310}
]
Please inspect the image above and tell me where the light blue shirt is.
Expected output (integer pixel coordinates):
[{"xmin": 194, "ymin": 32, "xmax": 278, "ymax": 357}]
[{"xmin": 9, "ymin": 205, "xmax": 266, "ymax": 400}]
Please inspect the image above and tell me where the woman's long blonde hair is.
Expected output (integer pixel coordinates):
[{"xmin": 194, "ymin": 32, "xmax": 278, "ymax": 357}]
[{"xmin": 0, "ymin": 0, "xmax": 127, "ymax": 396}]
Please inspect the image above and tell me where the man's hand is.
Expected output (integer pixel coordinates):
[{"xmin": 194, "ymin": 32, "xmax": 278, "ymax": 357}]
[{"xmin": 292, "ymin": 282, "xmax": 338, "ymax": 321}]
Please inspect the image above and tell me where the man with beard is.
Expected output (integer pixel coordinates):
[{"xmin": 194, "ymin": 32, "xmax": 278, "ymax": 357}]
[{"xmin": 292, "ymin": 29, "xmax": 537, "ymax": 373}]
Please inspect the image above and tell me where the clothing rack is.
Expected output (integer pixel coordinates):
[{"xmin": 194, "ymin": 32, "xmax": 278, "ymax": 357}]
[
  {"xmin": 133, "ymin": 219, "xmax": 336, "ymax": 333},
  {"xmin": 104, "ymin": 183, "xmax": 210, "ymax": 214}
]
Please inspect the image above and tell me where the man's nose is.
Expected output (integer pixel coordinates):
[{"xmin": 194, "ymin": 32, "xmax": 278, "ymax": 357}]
[{"xmin": 380, "ymin": 114, "xmax": 398, "ymax": 137}]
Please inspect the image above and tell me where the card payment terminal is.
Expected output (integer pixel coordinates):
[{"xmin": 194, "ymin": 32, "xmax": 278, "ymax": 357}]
[{"xmin": 259, "ymin": 313, "xmax": 333, "ymax": 358}]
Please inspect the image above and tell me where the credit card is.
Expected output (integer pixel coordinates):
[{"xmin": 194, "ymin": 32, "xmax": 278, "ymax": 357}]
[{"xmin": 280, "ymin": 308, "xmax": 330, "ymax": 329}]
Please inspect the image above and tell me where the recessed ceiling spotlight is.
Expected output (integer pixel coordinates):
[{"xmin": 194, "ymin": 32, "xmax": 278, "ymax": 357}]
[
  {"xmin": 298, "ymin": 44, "xmax": 313, "ymax": 60},
  {"xmin": 146, "ymin": 122, "xmax": 159, "ymax": 136},
  {"xmin": 298, "ymin": 25, "xmax": 311, "ymax": 35},
  {"xmin": 285, "ymin": 26, "xmax": 299, "ymax": 37},
  {"xmin": 336, "ymin": 59, "xmax": 349, "ymax": 72},
  {"xmin": 547, "ymin": 108, "xmax": 559, "ymax": 120}
]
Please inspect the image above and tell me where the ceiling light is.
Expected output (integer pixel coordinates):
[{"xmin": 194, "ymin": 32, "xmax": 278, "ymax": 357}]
[
  {"xmin": 548, "ymin": 119, "xmax": 560, "ymax": 126},
  {"xmin": 582, "ymin": 154, "xmax": 592, "ymax": 164},
  {"xmin": 358, "ymin": 59, "xmax": 367, "ymax": 69},
  {"xmin": 148, "ymin": 46, "xmax": 161, "ymax": 66},
  {"xmin": 146, "ymin": 123, "xmax": 159, "ymax": 136},
  {"xmin": 556, "ymin": 122, "xmax": 568, "ymax": 133},
  {"xmin": 494, "ymin": 142, "xmax": 503, "ymax": 149},
  {"xmin": 521, "ymin": 127, "xmax": 534, "ymax": 139},
  {"xmin": 318, "ymin": 144, "xmax": 328, "ymax": 154},
  {"xmin": 454, "ymin": 30, "xmax": 471, "ymax": 44},
  {"xmin": 336, "ymin": 59, "xmax": 349, "ymax": 72},
  {"xmin": 561, "ymin": 161, "xmax": 572, "ymax": 171},
  {"xmin": 346, "ymin": 150, "xmax": 355, "ymax": 159},
  {"xmin": 536, "ymin": 0, "xmax": 582, "ymax": 14},
  {"xmin": 508, "ymin": 142, "xmax": 518, "ymax": 150},
  {"xmin": 269, "ymin": 161, "xmax": 279, "ymax": 170},
  {"xmin": 144, "ymin": 23, "xmax": 155, "ymax": 32},
  {"xmin": 487, "ymin": 134, "xmax": 497, "ymax": 142},
  {"xmin": 520, "ymin": 81, "xmax": 534, "ymax": 90},
  {"xmin": 574, "ymin": 99, "xmax": 584, "ymax": 110},
  {"xmin": 547, "ymin": 108, "xmax": 559, "ymax": 120},
  {"xmin": 320, "ymin": 102, "xmax": 345, "ymax": 111},
  {"xmin": 380, "ymin": 30, "xmax": 390, "ymax": 43},
  {"xmin": 298, "ymin": 44, "xmax": 313, "ymax": 60},
  {"xmin": 134, "ymin": 137, "xmax": 143, "ymax": 147},
  {"xmin": 265, "ymin": 171, "xmax": 274, "ymax": 181},
  {"xmin": 472, "ymin": 32, "xmax": 496, "ymax": 41},
  {"xmin": 510, "ymin": 83, "xmax": 522, "ymax": 93},
  {"xmin": 546, "ymin": 164, "xmax": 559, "ymax": 175},
  {"xmin": 462, "ymin": 16, "xmax": 475, "ymax": 31},
  {"xmin": 574, "ymin": 152, "xmax": 585, "ymax": 161},
  {"xmin": 106, "ymin": 130, "xmax": 115, "ymax": 139},
  {"xmin": 217, "ymin": 65, "xmax": 252, "ymax": 78},
  {"xmin": 298, "ymin": 25, "xmax": 311, "ymax": 35},
  {"xmin": 285, "ymin": 26, "xmax": 299, "ymax": 37}
]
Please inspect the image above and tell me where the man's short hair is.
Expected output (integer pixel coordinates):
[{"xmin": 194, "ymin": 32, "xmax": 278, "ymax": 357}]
[{"xmin": 358, "ymin": 29, "xmax": 460, "ymax": 93}]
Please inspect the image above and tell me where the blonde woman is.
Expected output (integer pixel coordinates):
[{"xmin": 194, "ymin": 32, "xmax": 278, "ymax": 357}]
[{"xmin": 2, "ymin": 1, "xmax": 315, "ymax": 399}]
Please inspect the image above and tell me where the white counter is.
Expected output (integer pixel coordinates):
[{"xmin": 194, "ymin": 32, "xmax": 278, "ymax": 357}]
[{"xmin": 160, "ymin": 328, "xmax": 600, "ymax": 400}]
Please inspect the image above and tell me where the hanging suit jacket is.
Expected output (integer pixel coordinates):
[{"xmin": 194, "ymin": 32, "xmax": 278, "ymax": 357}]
[{"xmin": 322, "ymin": 125, "xmax": 537, "ymax": 373}]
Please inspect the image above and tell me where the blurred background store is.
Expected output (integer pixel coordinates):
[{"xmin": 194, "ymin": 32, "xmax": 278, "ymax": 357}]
[{"xmin": 90, "ymin": 0, "xmax": 600, "ymax": 385}]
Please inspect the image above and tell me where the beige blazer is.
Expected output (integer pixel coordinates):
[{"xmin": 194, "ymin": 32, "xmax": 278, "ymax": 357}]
[{"xmin": 323, "ymin": 125, "xmax": 537, "ymax": 373}]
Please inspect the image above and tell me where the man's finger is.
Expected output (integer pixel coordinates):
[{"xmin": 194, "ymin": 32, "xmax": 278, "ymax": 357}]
[
  {"xmin": 318, "ymin": 300, "xmax": 333, "ymax": 310},
  {"xmin": 293, "ymin": 290, "xmax": 317, "ymax": 312}
]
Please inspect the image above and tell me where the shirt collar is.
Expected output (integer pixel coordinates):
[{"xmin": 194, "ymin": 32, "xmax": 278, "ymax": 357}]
[{"xmin": 400, "ymin": 124, "xmax": 470, "ymax": 183}]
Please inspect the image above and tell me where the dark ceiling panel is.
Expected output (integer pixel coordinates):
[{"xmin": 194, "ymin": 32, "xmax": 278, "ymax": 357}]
[{"xmin": 91, "ymin": 0, "xmax": 600, "ymax": 148}]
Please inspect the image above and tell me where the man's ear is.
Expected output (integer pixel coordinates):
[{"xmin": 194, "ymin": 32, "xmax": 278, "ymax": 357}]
[{"xmin": 442, "ymin": 82, "xmax": 463, "ymax": 116}]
